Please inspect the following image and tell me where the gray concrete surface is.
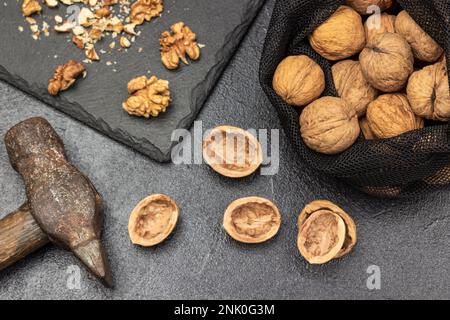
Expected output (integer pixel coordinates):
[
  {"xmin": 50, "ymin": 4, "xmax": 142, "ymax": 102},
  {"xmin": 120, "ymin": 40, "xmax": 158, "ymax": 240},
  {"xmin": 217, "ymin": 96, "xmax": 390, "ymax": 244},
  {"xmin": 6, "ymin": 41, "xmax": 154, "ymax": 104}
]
[{"xmin": 1, "ymin": 1, "xmax": 450, "ymax": 300}]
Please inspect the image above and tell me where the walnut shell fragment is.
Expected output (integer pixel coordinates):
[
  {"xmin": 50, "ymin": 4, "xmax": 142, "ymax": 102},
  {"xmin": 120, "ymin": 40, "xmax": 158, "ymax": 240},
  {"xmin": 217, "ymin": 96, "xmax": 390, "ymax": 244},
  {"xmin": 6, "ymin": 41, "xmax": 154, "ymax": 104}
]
[
  {"xmin": 203, "ymin": 126, "xmax": 263, "ymax": 178},
  {"xmin": 129, "ymin": 0, "xmax": 163, "ymax": 25},
  {"xmin": 395, "ymin": 11, "xmax": 443, "ymax": 63},
  {"xmin": 360, "ymin": 32, "xmax": 413, "ymax": 92},
  {"xmin": 332, "ymin": 60, "xmax": 378, "ymax": 116},
  {"xmin": 272, "ymin": 55, "xmax": 325, "ymax": 107},
  {"xmin": 300, "ymin": 97, "xmax": 360, "ymax": 154},
  {"xmin": 364, "ymin": 13, "xmax": 396, "ymax": 44},
  {"xmin": 48, "ymin": 60, "xmax": 86, "ymax": 96},
  {"xmin": 160, "ymin": 22, "xmax": 201, "ymax": 70},
  {"xmin": 309, "ymin": 6, "xmax": 366, "ymax": 61},
  {"xmin": 366, "ymin": 94, "xmax": 424, "ymax": 139},
  {"xmin": 223, "ymin": 197, "xmax": 281, "ymax": 244},
  {"xmin": 22, "ymin": 0, "xmax": 42, "ymax": 17},
  {"xmin": 128, "ymin": 194, "xmax": 179, "ymax": 247},
  {"xmin": 346, "ymin": 0, "xmax": 393, "ymax": 15},
  {"xmin": 122, "ymin": 75, "xmax": 171, "ymax": 118},
  {"xmin": 298, "ymin": 200, "xmax": 357, "ymax": 260},
  {"xmin": 407, "ymin": 59, "xmax": 450, "ymax": 121}
]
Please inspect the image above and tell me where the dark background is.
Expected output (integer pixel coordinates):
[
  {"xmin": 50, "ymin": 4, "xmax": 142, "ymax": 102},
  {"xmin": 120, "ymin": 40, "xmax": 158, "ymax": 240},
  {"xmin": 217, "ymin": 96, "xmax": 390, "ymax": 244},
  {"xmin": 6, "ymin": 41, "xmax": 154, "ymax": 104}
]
[{"xmin": 0, "ymin": 0, "xmax": 449, "ymax": 299}]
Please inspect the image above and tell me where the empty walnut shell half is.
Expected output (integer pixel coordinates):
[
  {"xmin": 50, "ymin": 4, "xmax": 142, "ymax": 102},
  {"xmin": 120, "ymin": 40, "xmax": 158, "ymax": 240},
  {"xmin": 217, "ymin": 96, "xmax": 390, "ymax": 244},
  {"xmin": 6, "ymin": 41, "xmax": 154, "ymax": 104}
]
[
  {"xmin": 407, "ymin": 60, "xmax": 450, "ymax": 122},
  {"xmin": 364, "ymin": 13, "xmax": 396, "ymax": 44},
  {"xmin": 366, "ymin": 94, "xmax": 424, "ymax": 139},
  {"xmin": 203, "ymin": 126, "xmax": 263, "ymax": 178},
  {"xmin": 298, "ymin": 200, "xmax": 357, "ymax": 260},
  {"xmin": 395, "ymin": 11, "xmax": 443, "ymax": 63},
  {"xmin": 346, "ymin": 0, "xmax": 393, "ymax": 15},
  {"xmin": 309, "ymin": 6, "xmax": 366, "ymax": 61},
  {"xmin": 272, "ymin": 55, "xmax": 325, "ymax": 107},
  {"xmin": 360, "ymin": 32, "xmax": 413, "ymax": 92},
  {"xmin": 223, "ymin": 197, "xmax": 281, "ymax": 244},
  {"xmin": 128, "ymin": 194, "xmax": 179, "ymax": 247}
]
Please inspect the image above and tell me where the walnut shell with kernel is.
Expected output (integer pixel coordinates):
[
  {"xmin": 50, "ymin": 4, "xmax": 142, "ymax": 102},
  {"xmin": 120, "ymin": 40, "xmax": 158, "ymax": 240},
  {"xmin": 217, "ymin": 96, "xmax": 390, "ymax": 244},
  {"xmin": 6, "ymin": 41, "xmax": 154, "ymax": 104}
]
[
  {"xmin": 360, "ymin": 33, "xmax": 413, "ymax": 92},
  {"xmin": 364, "ymin": 13, "xmax": 396, "ymax": 44},
  {"xmin": 395, "ymin": 11, "xmax": 443, "ymax": 63},
  {"xmin": 300, "ymin": 97, "xmax": 360, "ymax": 154},
  {"xmin": 407, "ymin": 59, "xmax": 450, "ymax": 122},
  {"xmin": 366, "ymin": 94, "xmax": 424, "ymax": 139},
  {"xmin": 309, "ymin": 6, "xmax": 366, "ymax": 61},
  {"xmin": 272, "ymin": 55, "xmax": 325, "ymax": 107},
  {"xmin": 332, "ymin": 60, "xmax": 378, "ymax": 116},
  {"xmin": 346, "ymin": 0, "xmax": 393, "ymax": 15}
]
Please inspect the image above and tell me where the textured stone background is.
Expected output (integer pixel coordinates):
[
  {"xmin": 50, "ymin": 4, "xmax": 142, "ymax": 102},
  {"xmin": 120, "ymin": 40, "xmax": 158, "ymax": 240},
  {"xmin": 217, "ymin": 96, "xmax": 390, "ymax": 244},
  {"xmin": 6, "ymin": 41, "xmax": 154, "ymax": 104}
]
[{"xmin": 0, "ymin": 0, "xmax": 449, "ymax": 300}]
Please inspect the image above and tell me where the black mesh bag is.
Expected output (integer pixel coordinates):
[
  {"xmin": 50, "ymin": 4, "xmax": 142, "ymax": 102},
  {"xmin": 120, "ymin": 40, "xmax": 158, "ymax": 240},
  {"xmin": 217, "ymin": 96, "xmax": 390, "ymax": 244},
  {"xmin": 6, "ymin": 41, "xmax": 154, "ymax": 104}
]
[{"xmin": 259, "ymin": 0, "xmax": 450, "ymax": 197}]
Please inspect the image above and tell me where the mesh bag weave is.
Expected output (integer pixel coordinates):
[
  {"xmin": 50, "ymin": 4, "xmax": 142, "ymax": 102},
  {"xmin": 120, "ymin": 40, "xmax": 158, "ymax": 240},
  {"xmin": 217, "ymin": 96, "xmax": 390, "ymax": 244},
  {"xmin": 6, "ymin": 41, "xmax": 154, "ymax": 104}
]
[{"xmin": 259, "ymin": 0, "xmax": 450, "ymax": 198}]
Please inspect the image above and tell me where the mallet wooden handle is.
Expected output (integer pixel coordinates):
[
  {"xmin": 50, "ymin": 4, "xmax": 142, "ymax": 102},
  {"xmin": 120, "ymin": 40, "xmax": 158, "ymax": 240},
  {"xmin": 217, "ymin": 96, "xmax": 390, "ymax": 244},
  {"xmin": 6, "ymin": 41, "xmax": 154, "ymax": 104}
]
[{"xmin": 0, "ymin": 203, "xmax": 49, "ymax": 272}]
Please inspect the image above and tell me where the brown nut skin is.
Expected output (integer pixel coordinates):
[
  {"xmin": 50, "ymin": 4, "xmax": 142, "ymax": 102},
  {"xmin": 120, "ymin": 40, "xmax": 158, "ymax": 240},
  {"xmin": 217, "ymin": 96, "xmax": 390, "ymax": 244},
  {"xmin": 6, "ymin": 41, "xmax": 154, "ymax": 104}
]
[
  {"xmin": 300, "ymin": 97, "xmax": 360, "ymax": 154},
  {"xmin": 364, "ymin": 13, "xmax": 396, "ymax": 44},
  {"xmin": 346, "ymin": 0, "xmax": 393, "ymax": 15},
  {"xmin": 298, "ymin": 200, "xmax": 357, "ymax": 259},
  {"xmin": 203, "ymin": 126, "xmax": 263, "ymax": 178},
  {"xmin": 223, "ymin": 197, "xmax": 281, "ymax": 244},
  {"xmin": 309, "ymin": 6, "xmax": 366, "ymax": 61},
  {"xmin": 360, "ymin": 32, "xmax": 414, "ymax": 92},
  {"xmin": 395, "ymin": 11, "xmax": 443, "ymax": 63},
  {"xmin": 359, "ymin": 117, "xmax": 376, "ymax": 140},
  {"xmin": 332, "ymin": 60, "xmax": 378, "ymax": 116},
  {"xmin": 128, "ymin": 194, "xmax": 179, "ymax": 247},
  {"xmin": 407, "ymin": 60, "xmax": 450, "ymax": 122},
  {"xmin": 366, "ymin": 94, "xmax": 424, "ymax": 139},
  {"xmin": 272, "ymin": 55, "xmax": 325, "ymax": 107}
]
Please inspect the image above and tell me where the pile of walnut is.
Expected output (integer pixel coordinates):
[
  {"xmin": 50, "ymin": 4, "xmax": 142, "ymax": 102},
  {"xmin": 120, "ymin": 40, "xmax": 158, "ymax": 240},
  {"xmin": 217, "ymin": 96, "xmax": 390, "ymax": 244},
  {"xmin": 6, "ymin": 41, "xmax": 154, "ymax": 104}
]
[{"xmin": 272, "ymin": 1, "xmax": 449, "ymax": 155}]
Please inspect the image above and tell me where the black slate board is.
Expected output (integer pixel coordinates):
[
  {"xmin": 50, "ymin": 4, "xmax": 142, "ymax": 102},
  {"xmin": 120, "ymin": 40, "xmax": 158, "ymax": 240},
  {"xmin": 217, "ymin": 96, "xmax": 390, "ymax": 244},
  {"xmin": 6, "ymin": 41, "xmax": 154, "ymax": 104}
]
[{"xmin": 0, "ymin": 0, "xmax": 265, "ymax": 162}]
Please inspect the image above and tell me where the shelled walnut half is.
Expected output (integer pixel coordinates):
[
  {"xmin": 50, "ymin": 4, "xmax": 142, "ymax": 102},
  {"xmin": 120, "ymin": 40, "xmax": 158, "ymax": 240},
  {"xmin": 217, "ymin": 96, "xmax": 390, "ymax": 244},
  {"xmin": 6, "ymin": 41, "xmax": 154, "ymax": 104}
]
[
  {"xmin": 22, "ymin": 0, "xmax": 42, "ymax": 17},
  {"xmin": 122, "ymin": 75, "xmax": 171, "ymax": 118},
  {"xmin": 160, "ymin": 22, "xmax": 201, "ymax": 70},
  {"xmin": 129, "ymin": 0, "xmax": 163, "ymax": 25},
  {"xmin": 223, "ymin": 197, "xmax": 281, "ymax": 244},
  {"xmin": 128, "ymin": 194, "xmax": 179, "ymax": 247},
  {"xmin": 48, "ymin": 60, "xmax": 86, "ymax": 96},
  {"xmin": 203, "ymin": 126, "xmax": 263, "ymax": 178}
]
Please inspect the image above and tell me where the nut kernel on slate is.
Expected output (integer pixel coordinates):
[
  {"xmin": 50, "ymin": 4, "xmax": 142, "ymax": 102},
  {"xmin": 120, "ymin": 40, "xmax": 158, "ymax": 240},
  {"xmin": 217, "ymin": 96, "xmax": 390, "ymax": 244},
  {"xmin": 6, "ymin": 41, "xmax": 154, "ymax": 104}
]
[
  {"xmin": 128, "ymin": 194, "xmax": 179, "ymax": 247},
  {"xmin": 223, "ymin": 197, "xmax": 281, "ymax": 244}
]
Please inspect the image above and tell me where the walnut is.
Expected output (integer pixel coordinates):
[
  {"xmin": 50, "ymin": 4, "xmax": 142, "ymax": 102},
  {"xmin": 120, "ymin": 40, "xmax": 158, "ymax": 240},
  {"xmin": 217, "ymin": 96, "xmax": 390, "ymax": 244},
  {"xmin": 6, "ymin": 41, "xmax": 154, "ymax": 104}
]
[
  {"xmin": 129, "ymin": 0, "xmax": 163, "ymax": 25},
  {"xmin": 300, "ymin": 97, "xmax": 360, "ymax": 154},
  {"xmin": 298, "ymin": 200, "xmax": 357, "ymax": 263},
  {"xmin": 345, "ymin": 0, "xmax": 393, "ymax": 15},
  {"xmin": 364, "ymin": 13, "xmax": 396, "ymax": 44},
  {"xmin": 395, "ymin": 11, "xmax": 443, "ymax": 62},
  {"xmin": 366, "ymin": 94, "xmax": 424, "ymax": 139},
  {"xmin": 309, "ymin": 6, "xmax": 366, "ymax": 61},
  {"xmin": 128, "ymin": 194, "xmax": 179, "ymax": 247},
  {"xmin": 407, "ymin": 59, "xmax": 450, "ymax": 121},
  {"xmin": 48, "ymin": 60, "xmax": 86, "ymax": 96},
  {"xmin": 122, "ymin": 75, "xmax": 171, "ymax": 118},
  {"xmin": 272, "ymin": 55, "xmax": 325, "ymax": 107},
  {"xmin": 359, "ymin": 117, "xmax": 375, "ymax": 140},
  {"xmin": 203, "ymin": 126, "xmax": 263, "ymax": 178},
  {"xmin": 359, "ymin": 32, "xmax": 413, "ymax": 92},
  {"xmin": 160, "ymin": 22, "xmax": 201, "ymax": 70},
  {"xmin": 332, "ymin": 60, "xmax": 378, "ymax": 116},
  {"xmin": 22, "ymin": 0, "xmax": 42, "ymax": 17},
  {"xmin": 223, "ymin": 197, "xmax": 281, "ymax": 244}
]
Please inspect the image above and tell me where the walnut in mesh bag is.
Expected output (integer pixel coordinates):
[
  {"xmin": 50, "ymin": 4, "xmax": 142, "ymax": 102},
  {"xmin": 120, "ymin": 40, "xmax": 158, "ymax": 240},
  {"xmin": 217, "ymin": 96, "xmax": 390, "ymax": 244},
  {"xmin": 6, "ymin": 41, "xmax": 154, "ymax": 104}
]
[
  {"xmin": 48, "ymin": 60, "xmax": 86, "ymax": 96},
  {"xmin": 160, "ymin": 22, "xmax": 201, "ymax": 70},
  {"xmin": 346, "ymin": 0, "xmax": 393, "ymax": 15},
  {"xmin": 122, "ymin": 76, "xmax": 171, "ymax": 118}
]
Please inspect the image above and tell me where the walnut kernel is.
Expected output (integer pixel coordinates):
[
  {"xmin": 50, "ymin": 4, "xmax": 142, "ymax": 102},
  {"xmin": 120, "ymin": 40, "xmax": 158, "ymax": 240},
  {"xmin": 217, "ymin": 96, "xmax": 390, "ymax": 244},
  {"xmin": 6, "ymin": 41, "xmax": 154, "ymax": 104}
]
[
  {"xmin": 48, "ymin": 60, "xmax": 86, "ymax": 96},
  {"xmin": 309, "ymin": 6, "xmax": 366, "ymax": 61},
  {"xmin": 272, "ymin": 55, "xmax": 325, "ymax": 107},
  {"xmin": 129, "ymin": 0, "xmax": 163, "ymax": 25},
  {"xmin": 223, "ymin": 197, "xmax": 281, "ymax": 244},
  {"xmin": 128, "ymin": 194, "xmax": 179, "ymax": 247},
  {"xmin": 203, "ymin": 126, "xmax": 263, "ymax": 178},
  {"xmin": 300, "ymin": 97, "xmax": 360, "ymax": 154},
  {"xmin": 160, "ymin": 22, "xmax": 201, "ymax": 70},
  {"xmin": 22, "ymin": 0, "xmax": 42, "ymax": 17},
  {"xmin": 346, "ymin": 0, "xmax": 393, "ymax": 15},
  {"xmin": 122, "ymin": 75, "xmax": 171, "ymax": 118}
]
